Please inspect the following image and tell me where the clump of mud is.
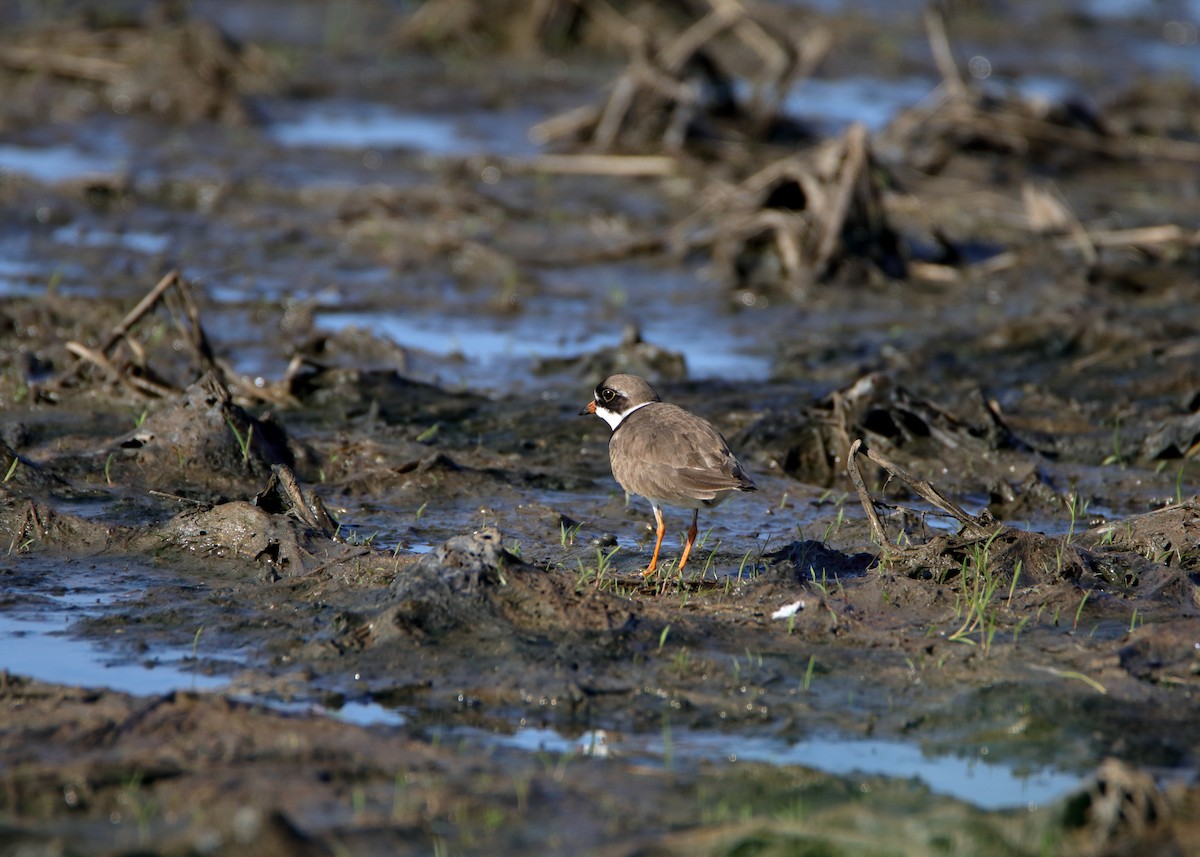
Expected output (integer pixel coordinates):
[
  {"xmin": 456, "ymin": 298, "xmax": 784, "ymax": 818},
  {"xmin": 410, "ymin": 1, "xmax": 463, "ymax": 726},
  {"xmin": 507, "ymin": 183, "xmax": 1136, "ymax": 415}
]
[{"xmin": 0, "ymin": 5, "xmax": 278, "ymax": 128}]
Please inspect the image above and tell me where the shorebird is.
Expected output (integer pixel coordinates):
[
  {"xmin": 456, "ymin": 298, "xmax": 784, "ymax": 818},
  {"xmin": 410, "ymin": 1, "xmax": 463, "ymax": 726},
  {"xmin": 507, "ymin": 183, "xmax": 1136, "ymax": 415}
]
[{"xmin": 580, "ymin": 373, "xmax": 756, "ymax": 576}]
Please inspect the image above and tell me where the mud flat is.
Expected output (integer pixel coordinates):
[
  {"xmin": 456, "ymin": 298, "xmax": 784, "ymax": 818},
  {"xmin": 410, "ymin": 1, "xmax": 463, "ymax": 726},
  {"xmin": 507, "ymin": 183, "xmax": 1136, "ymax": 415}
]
[{"xmin": 1, "ymin": 2, "xmax": 1199, "ymax": 855}]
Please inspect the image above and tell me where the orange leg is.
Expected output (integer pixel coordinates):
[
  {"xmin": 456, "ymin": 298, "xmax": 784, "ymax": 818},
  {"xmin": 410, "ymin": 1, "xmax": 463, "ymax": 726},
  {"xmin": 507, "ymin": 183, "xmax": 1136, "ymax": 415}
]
[
  {"xmin": 677, "ymin": 510, "xmax": 699, "ymax": 575},
  {"xmin": 642, "ymin": 506, "xmax": 666, "ymax": 577}
]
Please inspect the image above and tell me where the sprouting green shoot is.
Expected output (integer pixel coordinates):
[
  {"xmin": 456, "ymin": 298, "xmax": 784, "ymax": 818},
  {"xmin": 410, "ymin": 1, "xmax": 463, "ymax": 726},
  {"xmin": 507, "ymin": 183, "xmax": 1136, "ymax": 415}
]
[
  {"xmin": 736, "ymin": 548, "xmax": 754, "ymax": 581},
  {"xmin": 1065, "ymin": 494, "xmax": 1076, "ymax": 543},
  {"xmin": 1072, "ymin": 591, "xmax": 1090, "ymax": 631},
  {"xmin": 1006, "ymin": 560, "xmax": 1022, "ymax": 607},
  {"xmin": 701, "ymin": 540, "xmax": 722, "ymax": 579},
  {"xmin": 415, "ymin": 423, "xmax": 440, "ymax": 443},
  {"xmin": 1012, "ymin": 614, "xmax": 1030, "ymax": 645},
  {"xmin": 224, "ymin": 417, "xmax": 252, "ymax": 462},
  {"xmin": 559, "ymin": 520, "xmax": 584, "ymax": 547},
  {"xmin": 1101, "ymin": 418, "xmax": 1123, "ymax": 466}
]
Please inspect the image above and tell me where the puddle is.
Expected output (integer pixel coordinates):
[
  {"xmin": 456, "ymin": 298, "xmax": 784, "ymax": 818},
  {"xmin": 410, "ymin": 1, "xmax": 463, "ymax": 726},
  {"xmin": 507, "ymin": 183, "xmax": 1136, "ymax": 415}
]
[
  {"xmin": 402, "ymin": 542, "xmax": 437, "ymax": 554},
  {"xmin": 268, "ymin": 101, "xmax": 540, "ymax": 156},
  {"xmin": 324, "ymin": 699, "xmax": 410, "ymax": 726},
  {"xmin": 0, "ymin": 143, "xmax": 125, "ymax": 183},
  {"xmin": 1085, "ymin": 0, "xmax": 1200, "ymax": 21},
  {"xmin": 242, "ymin": 696, "xmax": 410, "ymax": 727},
  {"xmin": 0, "ymin": 609, "xmax": 411, "ymax": 723},
  {"xmin": 435, "ymin": 724, "xmax": 1081, "ymax": 811},
  {"xmin": 0, "ymin": 612, "xmax": 228, "ymax": 695},
  {"xmin": 314, "ymin": 305, "xmax": 771, "ymax": 388},
  {"xmin": 788, "ymin": 73, "xmax": 1104, "ymax": 138},
  {"xmin": 1129, "ymin": 35, "xmax": 1200, "ymax": 78},
  {"xmin": 0, "ymin": 258, "xmax": 48, "ymax": 298},
  {"xmin": 52, "ymin": 224, "xmax": 171, "ymax": 256},
  {"xmin": 316, "ymin": 308, "xmax": 606, "ymax": 363},
  {"xmin": 784, "ymin": 76, "xmax": 935, "ymax": 132},
  {"xmin": 0, "ymin": 561, "xmax": 229, "ymax": 696}
]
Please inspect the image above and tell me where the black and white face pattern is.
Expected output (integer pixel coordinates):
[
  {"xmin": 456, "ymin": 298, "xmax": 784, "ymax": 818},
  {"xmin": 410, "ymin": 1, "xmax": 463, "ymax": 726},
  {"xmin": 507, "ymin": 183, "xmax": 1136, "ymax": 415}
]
[{"xmin": 591, "ymin": 374, "xmax": 661, "ymax": 431}]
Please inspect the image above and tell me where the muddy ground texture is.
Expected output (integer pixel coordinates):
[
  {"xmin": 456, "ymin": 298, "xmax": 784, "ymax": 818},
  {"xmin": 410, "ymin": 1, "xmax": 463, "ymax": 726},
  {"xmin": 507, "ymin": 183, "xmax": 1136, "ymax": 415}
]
[{"xmin": 2, "ymin": 1, "xmax": 1200, "ymax": 855}]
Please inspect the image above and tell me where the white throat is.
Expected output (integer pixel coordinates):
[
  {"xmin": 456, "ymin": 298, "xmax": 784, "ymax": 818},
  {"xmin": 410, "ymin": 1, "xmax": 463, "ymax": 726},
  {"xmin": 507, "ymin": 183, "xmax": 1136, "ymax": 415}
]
[{"xmin": 595, "ymin": 400, "xmax": 652, "ymax": 431}]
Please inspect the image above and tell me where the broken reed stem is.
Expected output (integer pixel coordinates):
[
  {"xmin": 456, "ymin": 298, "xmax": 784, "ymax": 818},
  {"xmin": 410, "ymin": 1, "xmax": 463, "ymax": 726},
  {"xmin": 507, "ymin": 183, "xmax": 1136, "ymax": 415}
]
[
  {"xmin": 847, "ymin": 438, "xmax": 1003, "ymax": 555},
  {"xmin": 924, "ymin": 5, "xmax": 968, "ymax": 101},
  {"xmin": 847, "ymin": 439, "xmax": 890, "ymax": 549},
  {"xmin": 63, "ymin": 341, "xmax": 176, "ymax": 398},
  {"xmin": 0, "ymin": 45, "xmax": 126, "ymax": 82},
  {"xmin": 39, "ymin": 269, "xmax": 247, "ymax": 400},
  {"xmin": 100, "ymin": 269, "xmax": 182, "ymax": 356},
  {"xmin": 272, "ymin": 463, "xmax": 339, "ymax": 536},
  {"xmin": 514, "ymin": 153, "xmax": 678, "ymax": 177},
  {"xmin": 168, "ymin": 273, "xmax": 221, "ymax": 373},
  {"xmin": 813, "ymin": 123, "xmax": 868, "ymax": 277},
  {"xmin": 659, "ymin": 6, "xmax": 736, "ymax": 74},
  {"xmin": 47, "ymin": 269, "xmax": 181, "ymax": 391}
]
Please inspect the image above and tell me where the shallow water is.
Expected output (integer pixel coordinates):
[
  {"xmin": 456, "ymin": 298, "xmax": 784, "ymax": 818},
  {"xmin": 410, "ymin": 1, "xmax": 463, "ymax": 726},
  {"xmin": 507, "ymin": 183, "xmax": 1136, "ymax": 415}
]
[
  {"xmin": 0, "ymin": 142, "xmax": 125, "ymax": 183},
  {"xmin": 463, "ymin": 724, "xmax": 1082, "ymax": 811},
  {"xmin": 314, "ymin": 299, "xmax": 772, "ymax": 388},
  {"xmin": 0, "ymin": 602, "xmax": 1080, "ymax": 811},
  {"xmin": 268, "ymin": 100, "xmax": 542, "ymax": 157},
  {"xmin": 782, "ymin": 76, "xmax": 935, "ymax": 133},
  {"xmin": 51, "ymin": 224, "xmax": 171, "ymax": 256},
  {"xmin": 0, "ymin": 612, "xmax": 229, "ymax": 694}
]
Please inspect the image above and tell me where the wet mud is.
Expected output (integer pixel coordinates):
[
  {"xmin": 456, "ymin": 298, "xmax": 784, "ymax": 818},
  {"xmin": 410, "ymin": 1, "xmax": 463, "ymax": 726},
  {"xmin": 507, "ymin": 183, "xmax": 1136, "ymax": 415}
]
[{"xmin": 2, "ymin": 1, "xmax": 1200, "ymax": 855}]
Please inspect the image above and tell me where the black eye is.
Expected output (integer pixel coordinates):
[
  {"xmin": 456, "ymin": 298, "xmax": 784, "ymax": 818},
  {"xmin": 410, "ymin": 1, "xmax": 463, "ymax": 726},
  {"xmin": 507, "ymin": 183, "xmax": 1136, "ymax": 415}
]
[{"xmin": 601, "ymin": 388, "xmax": 616, "ymax": 403}]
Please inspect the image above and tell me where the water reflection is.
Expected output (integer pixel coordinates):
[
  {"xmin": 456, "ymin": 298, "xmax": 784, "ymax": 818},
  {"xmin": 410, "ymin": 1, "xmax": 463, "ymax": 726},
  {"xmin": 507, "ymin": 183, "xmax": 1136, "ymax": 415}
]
[
  {"xmin": 436, "ymin": 724, "xmax": 1082, "ymax": 811},
  {"xmin": 0, "ymin": 143, "xmax": 123, "ymax": 182},
  {"xmin": 268, "ymin": 101, "xmax": 540, "ymax": 155}
]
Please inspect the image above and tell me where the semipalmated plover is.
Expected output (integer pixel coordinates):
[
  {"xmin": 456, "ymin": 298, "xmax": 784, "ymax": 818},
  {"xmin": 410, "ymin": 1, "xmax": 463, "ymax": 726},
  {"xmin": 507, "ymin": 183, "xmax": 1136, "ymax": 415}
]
[{"xmin": 580, "ymin": 374, "xmax": 756, "ymax": 577}]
